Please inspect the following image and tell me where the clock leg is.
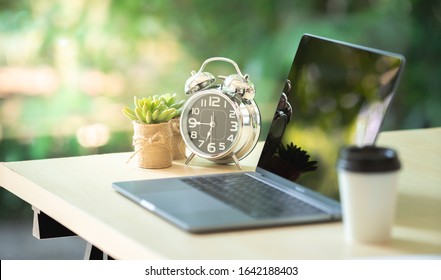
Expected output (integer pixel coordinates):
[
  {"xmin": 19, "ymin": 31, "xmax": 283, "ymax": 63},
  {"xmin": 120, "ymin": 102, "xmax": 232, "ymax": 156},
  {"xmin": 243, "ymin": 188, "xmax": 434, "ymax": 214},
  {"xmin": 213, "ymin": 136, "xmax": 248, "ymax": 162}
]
[
  {"xmin": 231, "ymin": 153, "xmax": 242, "ymax": 170},
  {"xmin": 185, "ymin": 152, "xmax": 196, "ymax": 165}
]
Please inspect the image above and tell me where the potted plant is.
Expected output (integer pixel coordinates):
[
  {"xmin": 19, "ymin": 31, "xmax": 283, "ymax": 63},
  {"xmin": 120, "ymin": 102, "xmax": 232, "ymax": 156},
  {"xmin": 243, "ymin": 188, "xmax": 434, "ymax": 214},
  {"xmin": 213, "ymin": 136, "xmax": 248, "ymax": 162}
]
[
  {"xmin": 163, "ymin": 94, "xmax": 187, "ymax": 160},
  {"xmin": 122, "ymin": 94, "xmax": 185, "ymax": 169}
]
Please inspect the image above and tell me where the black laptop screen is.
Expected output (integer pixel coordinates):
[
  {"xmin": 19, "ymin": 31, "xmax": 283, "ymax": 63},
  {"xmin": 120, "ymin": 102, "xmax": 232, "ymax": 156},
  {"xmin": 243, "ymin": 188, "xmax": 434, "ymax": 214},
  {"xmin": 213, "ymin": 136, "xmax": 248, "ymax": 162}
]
[{"xmin": 257, "ymin": 34, "xmax": 404, "ymax": 200}]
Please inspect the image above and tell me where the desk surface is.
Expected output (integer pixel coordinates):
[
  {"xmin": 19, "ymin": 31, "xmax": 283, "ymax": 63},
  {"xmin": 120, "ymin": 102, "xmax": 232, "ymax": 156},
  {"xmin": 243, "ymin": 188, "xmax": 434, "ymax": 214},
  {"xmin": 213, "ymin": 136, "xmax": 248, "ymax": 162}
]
[{"xmin": 1, "ymin": 128, "xmax": 440, "ymax": 259}]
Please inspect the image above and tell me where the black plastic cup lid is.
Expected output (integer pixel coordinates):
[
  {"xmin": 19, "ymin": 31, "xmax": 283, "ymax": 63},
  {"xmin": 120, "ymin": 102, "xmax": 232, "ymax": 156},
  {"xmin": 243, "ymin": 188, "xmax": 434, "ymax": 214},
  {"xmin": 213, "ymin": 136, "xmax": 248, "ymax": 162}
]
[{"xmin": 336, "ymin": 145, "xmax": 401, "ymax": 173}]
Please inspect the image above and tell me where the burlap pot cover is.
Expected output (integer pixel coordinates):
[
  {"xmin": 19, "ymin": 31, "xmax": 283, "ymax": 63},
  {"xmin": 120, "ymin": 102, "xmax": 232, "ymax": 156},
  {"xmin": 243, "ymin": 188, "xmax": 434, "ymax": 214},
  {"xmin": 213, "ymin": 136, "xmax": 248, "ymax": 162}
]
[
  {"xmin": 169, "ymin": 118, "xmax": 186, "ymax": 160},
  {"xmin": 128, "ymin": 122, "xmax": 172, "ymax": 169}
]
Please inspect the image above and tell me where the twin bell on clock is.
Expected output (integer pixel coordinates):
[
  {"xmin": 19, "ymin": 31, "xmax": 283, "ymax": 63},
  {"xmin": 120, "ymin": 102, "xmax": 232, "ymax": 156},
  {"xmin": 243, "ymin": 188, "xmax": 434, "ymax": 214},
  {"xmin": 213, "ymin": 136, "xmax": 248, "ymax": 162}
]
[{"xmin": 180, "ymin": 57, "xmax": 261, "ymax": 169}]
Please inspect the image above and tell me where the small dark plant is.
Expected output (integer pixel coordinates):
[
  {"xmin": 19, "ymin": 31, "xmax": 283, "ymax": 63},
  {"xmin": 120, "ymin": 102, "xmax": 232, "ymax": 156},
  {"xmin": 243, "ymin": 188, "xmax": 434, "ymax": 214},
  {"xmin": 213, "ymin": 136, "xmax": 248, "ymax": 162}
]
[{"xmin": 277, "ymin": 142, "xmax": 318, "ymax": 172}]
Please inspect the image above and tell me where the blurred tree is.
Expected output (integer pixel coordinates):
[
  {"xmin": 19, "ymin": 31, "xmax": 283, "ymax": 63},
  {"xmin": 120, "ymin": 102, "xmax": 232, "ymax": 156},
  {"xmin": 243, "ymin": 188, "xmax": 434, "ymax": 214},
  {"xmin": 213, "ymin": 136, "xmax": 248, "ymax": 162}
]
[{"xmin": 389, "ymin": 0, "xmax": 441, "ymax": 128}]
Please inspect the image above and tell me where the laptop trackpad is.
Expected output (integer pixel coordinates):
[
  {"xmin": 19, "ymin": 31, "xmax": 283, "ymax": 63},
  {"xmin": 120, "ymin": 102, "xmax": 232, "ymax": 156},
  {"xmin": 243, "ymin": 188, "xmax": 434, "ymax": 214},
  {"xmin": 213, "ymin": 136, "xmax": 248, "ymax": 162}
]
[
  {"xmin": 141, "ymin": 188, "xmax": 253, "ymax": 229},
  {"xmin": 142, "ymin": 188, "xmax": 233, "ymax": 213}
]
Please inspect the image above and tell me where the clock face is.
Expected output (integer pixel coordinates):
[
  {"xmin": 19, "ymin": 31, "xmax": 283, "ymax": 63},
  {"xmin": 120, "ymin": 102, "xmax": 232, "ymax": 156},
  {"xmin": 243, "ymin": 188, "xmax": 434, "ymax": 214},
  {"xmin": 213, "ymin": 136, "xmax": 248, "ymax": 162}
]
[{"xmin": 182, "ymin": 91, "xmax": 242, "ymax": 157}]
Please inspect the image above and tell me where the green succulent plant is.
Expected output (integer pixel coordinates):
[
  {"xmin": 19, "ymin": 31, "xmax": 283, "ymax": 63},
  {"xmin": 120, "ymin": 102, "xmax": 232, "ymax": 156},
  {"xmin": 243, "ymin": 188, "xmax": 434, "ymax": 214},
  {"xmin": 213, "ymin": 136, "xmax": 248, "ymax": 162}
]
[{"xmin": 122, "ymin": 93, "xmax": 185, "ymax": 124}]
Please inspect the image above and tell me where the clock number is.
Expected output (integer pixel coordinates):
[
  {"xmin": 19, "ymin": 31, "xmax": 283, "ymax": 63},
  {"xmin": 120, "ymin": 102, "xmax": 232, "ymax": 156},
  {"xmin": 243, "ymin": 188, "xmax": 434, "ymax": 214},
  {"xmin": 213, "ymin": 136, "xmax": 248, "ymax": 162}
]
[
  {"xmin": 219, "ymin": 142, "xmax": 225, "ymax": 151},
  {"xmin": 198, "ymin": 140, "xmax": 204, "ymax": 147},
  {"xmin": 209, "ymin": 96, "xmax": 220, "ymax": 107},
  {"xmin": 188, "ymin": 118, "xmax": 198, "ymax": 128},
  {"xmin": 191, "ymin": 107, "xmax": 200, "ymax": 115},
  {"xmin": 229, "ymin": 110, "xmax": 236, "ymax": 118},
  {"xmin": 207, "ymin": 143, "xmax": 216, "ymax": 153},
  {"xmin": 200, "ymin": 99, "xmax": 207, "ymax": 107},
  {"xmin": 230, "ymin": 121, "xmax": 238, "ymax": 132},
  {"xmin": 227, "ymin": 134, "xmax": 234, "ymax": 142},
  {"xmin": 190, "ymin": 131, "xmax": 197, "ymax": 139}
]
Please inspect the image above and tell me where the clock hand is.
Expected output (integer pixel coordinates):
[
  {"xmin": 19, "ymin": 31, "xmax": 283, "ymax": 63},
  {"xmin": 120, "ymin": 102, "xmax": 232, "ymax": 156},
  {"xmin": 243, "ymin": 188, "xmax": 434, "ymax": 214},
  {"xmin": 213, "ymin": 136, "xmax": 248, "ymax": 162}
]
[
  {"xmin": 206, "ymin": 113, "xmax": 215, "ymax": 142},
  {"xmin": 210, "ymin": 112, "xmax": 215, "ymax": 143},
  {"xmin": 210, "ymin": 112, "xmax": 214, "ymax": 124},
  {"xmin": 196, "ymin": 121, "xmax": 211, "ymax": 126},
  {"xmin": 206, "ymin": 130, "xmax": 212, "ymax": 141}
]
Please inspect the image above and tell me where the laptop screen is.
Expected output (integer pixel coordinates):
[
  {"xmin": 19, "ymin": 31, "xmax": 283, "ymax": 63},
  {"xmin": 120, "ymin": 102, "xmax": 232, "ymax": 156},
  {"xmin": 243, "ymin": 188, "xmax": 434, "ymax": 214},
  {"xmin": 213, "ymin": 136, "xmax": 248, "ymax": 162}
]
[{"xmin": 257, "ymin": 34, "xmax": 405, "ymax": 200}]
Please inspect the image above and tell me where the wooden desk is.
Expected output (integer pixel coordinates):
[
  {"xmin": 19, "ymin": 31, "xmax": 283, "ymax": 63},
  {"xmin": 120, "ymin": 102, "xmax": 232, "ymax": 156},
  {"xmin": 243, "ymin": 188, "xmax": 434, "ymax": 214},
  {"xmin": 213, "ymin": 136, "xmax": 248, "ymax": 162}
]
[{"xmin": 1, "ymin": 128, "xmax": 440, "ymax": 259}]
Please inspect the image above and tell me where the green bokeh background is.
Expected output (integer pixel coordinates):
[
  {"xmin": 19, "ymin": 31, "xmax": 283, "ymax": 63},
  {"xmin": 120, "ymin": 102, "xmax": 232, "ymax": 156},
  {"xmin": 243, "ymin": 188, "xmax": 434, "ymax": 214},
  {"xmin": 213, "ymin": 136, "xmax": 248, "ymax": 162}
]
[{"xmin": 1, "ymin": 0, "xmax": 440, "ymax": 216}]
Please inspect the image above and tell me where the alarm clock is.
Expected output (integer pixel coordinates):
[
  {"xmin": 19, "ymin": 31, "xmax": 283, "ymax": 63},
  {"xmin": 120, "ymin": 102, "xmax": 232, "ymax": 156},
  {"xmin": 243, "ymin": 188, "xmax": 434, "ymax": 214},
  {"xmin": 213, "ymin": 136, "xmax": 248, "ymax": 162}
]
[{"xmin": 180, "ymin": 57, "xmax": 261, "ymax": 169}]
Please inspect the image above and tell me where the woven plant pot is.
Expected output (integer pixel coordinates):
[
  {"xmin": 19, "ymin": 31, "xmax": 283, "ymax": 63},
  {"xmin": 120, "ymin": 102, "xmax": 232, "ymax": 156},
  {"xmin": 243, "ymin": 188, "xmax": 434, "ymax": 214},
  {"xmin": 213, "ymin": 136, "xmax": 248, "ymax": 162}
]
[
  {"xmin": 129, "ymin": 121, "xmax": 172, "ymax": 169},
  {"xmin": 169, "ymin": 118, "xmax": 186, "ymax": 160}
]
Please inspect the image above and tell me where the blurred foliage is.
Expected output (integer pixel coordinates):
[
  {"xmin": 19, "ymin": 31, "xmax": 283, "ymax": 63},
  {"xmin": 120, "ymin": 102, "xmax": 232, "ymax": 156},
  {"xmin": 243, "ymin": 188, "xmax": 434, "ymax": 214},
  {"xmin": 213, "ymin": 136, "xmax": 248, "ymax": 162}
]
[{"xmin": 1, "ymin": 0, "xmax": 440, "ymax": 216}]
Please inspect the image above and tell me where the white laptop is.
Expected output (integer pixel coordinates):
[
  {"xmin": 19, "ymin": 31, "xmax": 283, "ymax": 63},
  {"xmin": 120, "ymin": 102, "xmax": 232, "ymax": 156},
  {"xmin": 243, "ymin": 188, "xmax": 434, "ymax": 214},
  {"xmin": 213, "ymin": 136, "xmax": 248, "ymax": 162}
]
[{"xmin": 112, "ymin": 34, "xmax": 405, "ymax": 233}]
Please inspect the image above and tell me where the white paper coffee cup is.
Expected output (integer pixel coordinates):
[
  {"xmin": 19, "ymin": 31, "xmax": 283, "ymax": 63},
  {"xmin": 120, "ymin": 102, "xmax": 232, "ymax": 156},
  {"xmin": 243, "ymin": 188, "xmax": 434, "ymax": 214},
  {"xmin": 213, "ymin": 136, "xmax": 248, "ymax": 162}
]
[{"xmin": 337, "ymin": 146, "xmax": 401, "ymax": 243}]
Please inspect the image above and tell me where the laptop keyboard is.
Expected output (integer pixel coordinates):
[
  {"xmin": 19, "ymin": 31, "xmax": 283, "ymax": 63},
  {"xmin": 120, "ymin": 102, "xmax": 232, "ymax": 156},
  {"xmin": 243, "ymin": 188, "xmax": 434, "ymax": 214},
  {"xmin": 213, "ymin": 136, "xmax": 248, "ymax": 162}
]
[{"xmin": 181, "ymin": 173, "xmax": 325, "ymax": 219}]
